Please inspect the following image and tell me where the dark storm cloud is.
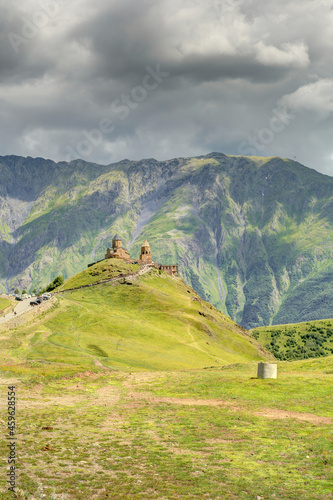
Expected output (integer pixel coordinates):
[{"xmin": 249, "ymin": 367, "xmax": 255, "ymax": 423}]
[
  {"xmin": 0, "ymin": 0, "xmax": 333, "ymax": 174},
  {"xmin": 168, "ymin": 54, "xmax": 291, "ymax": 83},
  {"xmin": 0, "ymin": 6, "xmax": 50, "ymax": 83},
  {"xmin": 70, "ymin": 0, "xmax": 309, "ymax": 84}
]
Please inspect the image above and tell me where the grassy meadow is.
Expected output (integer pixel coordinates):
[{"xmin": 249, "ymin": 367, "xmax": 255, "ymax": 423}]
[
  {"xmin": 0, "ymin": 298, "xmax": 12, "ymax": 315},
  {"xmin": 0, "ymin": 360, "xmax": 332, "ymax": 499}
]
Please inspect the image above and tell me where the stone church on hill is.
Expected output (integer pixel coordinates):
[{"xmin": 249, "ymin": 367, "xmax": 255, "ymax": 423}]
[
  {"xmin": 105, "ymin": 234, "xmax": 131, "ymax": 261},
  {"xmin": 105, "ymin": 234, "xmax": 179, "ymax": 277}
]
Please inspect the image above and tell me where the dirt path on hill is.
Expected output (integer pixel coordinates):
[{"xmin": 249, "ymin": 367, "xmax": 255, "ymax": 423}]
[
  {"xmin": 253, "ymin": 407, "xmax": 332, "ymax": 424},
  {"xmin": 185, "ymin": 323, "xmax": 223, "ymax": 362}
]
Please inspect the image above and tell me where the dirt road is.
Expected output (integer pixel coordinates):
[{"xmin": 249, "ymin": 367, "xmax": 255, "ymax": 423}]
[{"xmin": 0, "ymin": 297, "xmax": 35, "ymax": 325}]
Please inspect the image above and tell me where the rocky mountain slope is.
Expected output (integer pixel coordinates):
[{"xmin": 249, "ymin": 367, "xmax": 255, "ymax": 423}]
[{"xmin": 0, "ymin": 153, "xmax": 332, "ymax": 328}]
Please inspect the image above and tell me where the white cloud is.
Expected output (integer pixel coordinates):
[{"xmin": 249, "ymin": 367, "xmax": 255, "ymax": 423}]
[
  {"xmin": 255, "ymin": 41, "xmax": 310, "ymax": 68},
  {"xmin": 281, "ymin": 79, "xmax": 333, "ymax": 119}
]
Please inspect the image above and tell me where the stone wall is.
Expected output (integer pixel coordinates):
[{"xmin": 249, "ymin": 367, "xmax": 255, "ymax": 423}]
[{"xmin": 159, "ymin": 265, "xmax": 179, "ymax": 277}]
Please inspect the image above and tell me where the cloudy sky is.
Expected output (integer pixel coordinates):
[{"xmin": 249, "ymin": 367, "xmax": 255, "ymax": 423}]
[{"xmin": 1, "ymin": 0, "xmax": 333, "ymax": 175}]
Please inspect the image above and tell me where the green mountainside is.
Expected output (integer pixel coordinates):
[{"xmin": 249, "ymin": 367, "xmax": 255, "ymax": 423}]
[
  {"xmin": 0, "ymin": 261, "xmax": 270, "ymax": 376},
  {"xmin": 0, "ymin": 153, "xmax": 333, "ymax": 328},
  {"xmin": 251, "ymin": 318, "xmax": 333, "ymax": 361}
]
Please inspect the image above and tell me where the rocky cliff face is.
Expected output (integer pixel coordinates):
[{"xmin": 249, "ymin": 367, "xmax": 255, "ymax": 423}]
[{"xmin": 0, "ymin": 153, "xmax": 332, "ymax": 328}]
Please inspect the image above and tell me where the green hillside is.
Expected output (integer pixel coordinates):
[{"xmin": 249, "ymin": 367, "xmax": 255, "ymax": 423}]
[
  {"xmin": 1, "ymin": 153, "xmax": 333, "ymax": 329},
  {"xmin": 251, "ymin": 318, "xmax": 333, "ymax": 360},
  {"xmin": 0, "ymin": 261, "xmax": 271, "ymax": 378},
  {"xmin": 59, "ymin": 259, "xmax": 141, "ymax": 290},
  {"xmin": 0, "ymin": 297, "xmax": 11, "ymax": 313}
]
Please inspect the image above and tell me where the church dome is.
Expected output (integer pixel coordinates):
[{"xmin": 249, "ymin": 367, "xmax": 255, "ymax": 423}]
[{"xmin": 141, "ymin": 239, "xmax": 150, "ymax": 247}]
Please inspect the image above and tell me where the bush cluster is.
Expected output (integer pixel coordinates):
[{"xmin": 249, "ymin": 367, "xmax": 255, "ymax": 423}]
[
  {"xmin": 40, "ymin": 275, "xmax": 64, "ymax": 294},
  {"xmin": 253, "ymin": 323, "xmax": 333, "ymax": 360}
]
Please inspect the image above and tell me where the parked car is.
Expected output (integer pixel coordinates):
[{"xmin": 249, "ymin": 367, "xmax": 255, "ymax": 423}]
[{"xmin": 15, "ymin": 296, "xmax": 23, "ymax": 301}]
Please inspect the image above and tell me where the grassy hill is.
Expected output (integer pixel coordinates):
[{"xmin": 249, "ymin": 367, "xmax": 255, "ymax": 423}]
[
  {"xmin": 251, "ymin": 318, "xmax": 333, "ymax": 360},
  {"xmin": 58, "ymin": 259, "xmax": 141, "ymax": 290},
  {"xmin": 0, "ymin": 297, "xmax": 11, "ymax": 313},
  {"xmin": 0, "ymin": 261, "xmax": 271, "ymax": 379}
]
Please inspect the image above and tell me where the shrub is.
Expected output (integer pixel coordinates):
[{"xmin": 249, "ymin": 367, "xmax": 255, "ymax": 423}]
[{"xmin": 44, "ymin": 275, "xmax": 65, "ymax": 292}]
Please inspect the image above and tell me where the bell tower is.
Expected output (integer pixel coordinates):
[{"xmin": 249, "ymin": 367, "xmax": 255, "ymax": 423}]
[{"xmin": 139, "ymin": 239, "xmax": 152, "ymax": 264}]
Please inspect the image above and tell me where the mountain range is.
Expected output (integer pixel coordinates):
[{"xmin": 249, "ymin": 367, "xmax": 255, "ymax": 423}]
[{"xmin": 0, "ymin": 152, "xmax": 332, "ymax": 329}]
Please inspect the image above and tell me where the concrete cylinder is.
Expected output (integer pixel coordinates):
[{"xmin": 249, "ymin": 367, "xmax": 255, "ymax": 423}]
[{"xmin": 257, "ymin": 362, "xmax": 277, "ymax": 379}]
